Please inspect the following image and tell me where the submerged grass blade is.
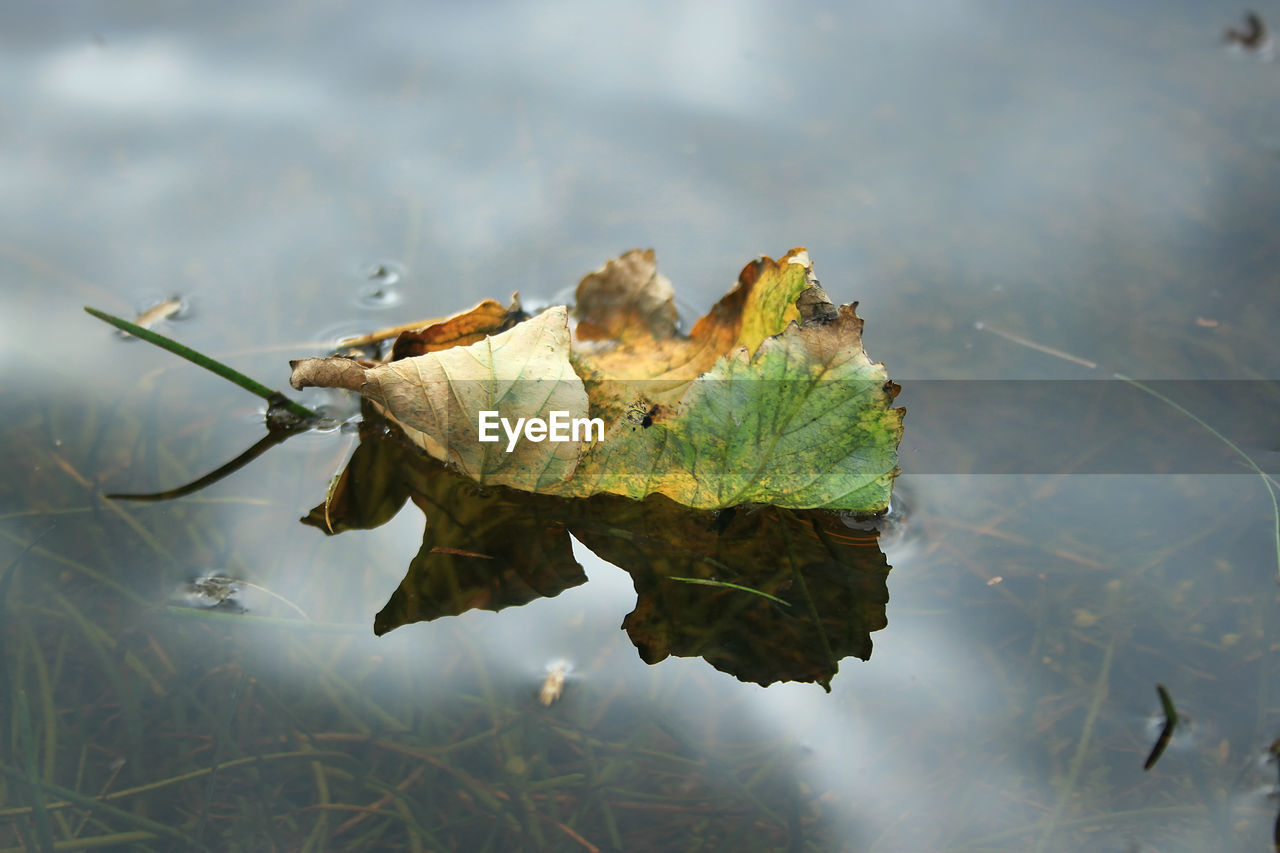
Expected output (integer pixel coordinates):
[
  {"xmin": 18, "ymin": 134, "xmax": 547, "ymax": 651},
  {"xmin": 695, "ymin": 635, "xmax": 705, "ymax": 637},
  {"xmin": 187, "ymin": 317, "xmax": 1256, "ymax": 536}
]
[
  {"xmin": 0, "ymin": 761, "xmax": 199, "ymax": 848},
  {"xmin": 666, "ymin": 576, "xmax": 790, "ymax": 606},
  {"xmin": 976, "ymin": 321, "xmax": 1280, "ymax": 582},
  {"xmin": 84, "ymin": 306, "xmax": 320, "ymax": 422},
  {"xmin": 0, "ymin": 751, "xmax": 357, "ymax": 821},
  {"xmin": 1035, "ymin": 613, "xmax": 1118, "ymax": 853},
  {"xmin": 16, "ymin": 690, "xmax": 55, "ymax": 853},
  {"xmin": 1113, "ymin": 373, "xmax": 1280, "ymax": 582},
  {"xmin": 0, "ymin": 527, "xmax": 54, "ymax": 681}
]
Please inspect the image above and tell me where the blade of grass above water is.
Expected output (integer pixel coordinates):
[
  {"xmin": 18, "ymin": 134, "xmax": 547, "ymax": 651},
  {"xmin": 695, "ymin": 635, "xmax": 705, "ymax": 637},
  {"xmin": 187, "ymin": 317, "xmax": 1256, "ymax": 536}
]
[{"xmin": 83, "ymin": 306, "xmax": 319, "ymax": 422}]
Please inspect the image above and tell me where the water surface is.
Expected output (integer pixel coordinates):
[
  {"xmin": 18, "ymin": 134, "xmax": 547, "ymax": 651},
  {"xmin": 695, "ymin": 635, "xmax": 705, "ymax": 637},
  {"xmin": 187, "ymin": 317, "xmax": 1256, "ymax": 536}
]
[{"xmin": 3, "ymin": 2, "xmax": 1279, "ymax": 850}]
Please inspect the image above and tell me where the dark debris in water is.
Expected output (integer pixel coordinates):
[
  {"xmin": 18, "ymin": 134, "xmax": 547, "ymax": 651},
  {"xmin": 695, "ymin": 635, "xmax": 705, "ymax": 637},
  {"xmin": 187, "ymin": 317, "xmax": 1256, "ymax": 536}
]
[
  {"xmin": 175, "ymin": 575, "xmax": 245, "ymax": 611},
  {"xmin": 1223, "ymin": 10, "xmax": 1274, "ymax": 59}
]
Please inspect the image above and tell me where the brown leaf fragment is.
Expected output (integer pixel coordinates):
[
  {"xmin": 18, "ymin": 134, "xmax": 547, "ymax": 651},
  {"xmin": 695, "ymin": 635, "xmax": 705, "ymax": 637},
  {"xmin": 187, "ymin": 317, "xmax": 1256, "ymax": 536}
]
[
  {"xmin": 569, "ymin": 249, "xmax": 816, "ymax": 425},
  {"xmin": 293, "ymin": 308, "xmax": 589, "ymax": 489},
  {"xmin": 573, "ymin": 249, "xmax": 812, "ymax": 379},
  {"xmin": 289, "ymin": 356, "xmax": 370, "ymax": 392},
  {"xmin": 573, "ymin": 249, "xmax": 678, "ymax": 343},
  {"xmin": 796, "ymin": 282, "xmax": 838, "ymax": 324},
  {"xmin": 390, "ymin": 296, "xmax": 525, "ymax": 361}
]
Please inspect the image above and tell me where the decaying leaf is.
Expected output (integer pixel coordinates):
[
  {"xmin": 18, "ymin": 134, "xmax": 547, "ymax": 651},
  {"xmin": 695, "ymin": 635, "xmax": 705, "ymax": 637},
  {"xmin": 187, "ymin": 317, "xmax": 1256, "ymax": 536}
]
[
  {"xmin": 561, "ymin": 296, "xmax": 902, "ymax": 509},
  {"xmin": 291, "ymin": 249, "xmax": 903, "ymax": 512},
  {"xmin": 389, "ymin": 296, "xmax": 524, "ymax": 361},
  {"xmin": 568, "ymin": 249, "xmax": 813, "ymax": 422},
  {"xmin": 293, "ymin": 307, "xmax": 588, "ymax": 492},
  {"xmin": 573, "ymin": 249, "xmax": 678, "ymax": 344}
]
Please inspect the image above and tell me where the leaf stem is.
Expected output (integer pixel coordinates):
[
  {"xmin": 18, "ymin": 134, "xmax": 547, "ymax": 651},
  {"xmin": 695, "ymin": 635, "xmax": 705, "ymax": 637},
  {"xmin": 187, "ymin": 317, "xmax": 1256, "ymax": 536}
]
[{"xmin": 84, "ymin": 306, "xmax": 320, "ymax": 422}]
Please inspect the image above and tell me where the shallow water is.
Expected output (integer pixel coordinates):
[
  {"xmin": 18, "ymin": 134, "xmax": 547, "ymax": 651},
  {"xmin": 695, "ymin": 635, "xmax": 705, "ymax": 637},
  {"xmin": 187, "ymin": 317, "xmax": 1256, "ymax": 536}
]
[{"xmin": 3, "ymin": 2, "xmax": 1280, "ymax": 851}]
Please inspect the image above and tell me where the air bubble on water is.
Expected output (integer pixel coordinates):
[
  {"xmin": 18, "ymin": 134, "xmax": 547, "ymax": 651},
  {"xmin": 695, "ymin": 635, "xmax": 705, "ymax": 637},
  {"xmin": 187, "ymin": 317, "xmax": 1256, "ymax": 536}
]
[{"xmin": 357, "ymin": 261, "xmax": 405, "ymax": 309}]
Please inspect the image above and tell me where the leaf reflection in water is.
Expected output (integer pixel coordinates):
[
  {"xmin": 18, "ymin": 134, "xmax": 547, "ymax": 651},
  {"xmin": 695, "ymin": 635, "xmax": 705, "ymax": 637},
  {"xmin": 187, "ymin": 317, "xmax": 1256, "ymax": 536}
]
[{"xmin": 302, "ymin": 406, "xmax": 894, "ymax": 690}]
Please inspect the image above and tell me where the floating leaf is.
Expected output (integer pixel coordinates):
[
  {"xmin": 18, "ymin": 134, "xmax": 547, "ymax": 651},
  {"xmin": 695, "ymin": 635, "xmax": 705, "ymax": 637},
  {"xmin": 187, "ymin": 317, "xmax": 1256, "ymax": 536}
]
[
  {"xmin": 560, "ymin": 297, "xmax": 902, "ymax": 510},
  {"xmin": 568, "ymin": 249, "xmax": 813, "ymax": 422},
  {"xmin": 291, "ymin": 249, "xmax": 903, "ymax": 512},
  {"xmin": 292, "ymin": 307, "xmax": 588, "ymax": 492}
]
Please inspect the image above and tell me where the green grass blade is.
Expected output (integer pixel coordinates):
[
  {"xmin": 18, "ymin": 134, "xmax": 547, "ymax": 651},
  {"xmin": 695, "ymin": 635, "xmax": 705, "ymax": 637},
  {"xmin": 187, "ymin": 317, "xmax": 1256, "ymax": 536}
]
[
  {"xmin": 84, "ymin": 306, "xmax": 320, "ymax": 422},
  {"xmin": 16, "ymin": 690, "xmax": 56, "ymax": 852},
  {"xmin": 0, "ymin": 761, "xmax": 200, "ymax": 849},
  {"xmin": 1114, "ymin": 373, "xmax": 1280, "ymax": 581},
  {"xmin": 666, "ymin": 576, "xmax": 791, "ymax": 606}
]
